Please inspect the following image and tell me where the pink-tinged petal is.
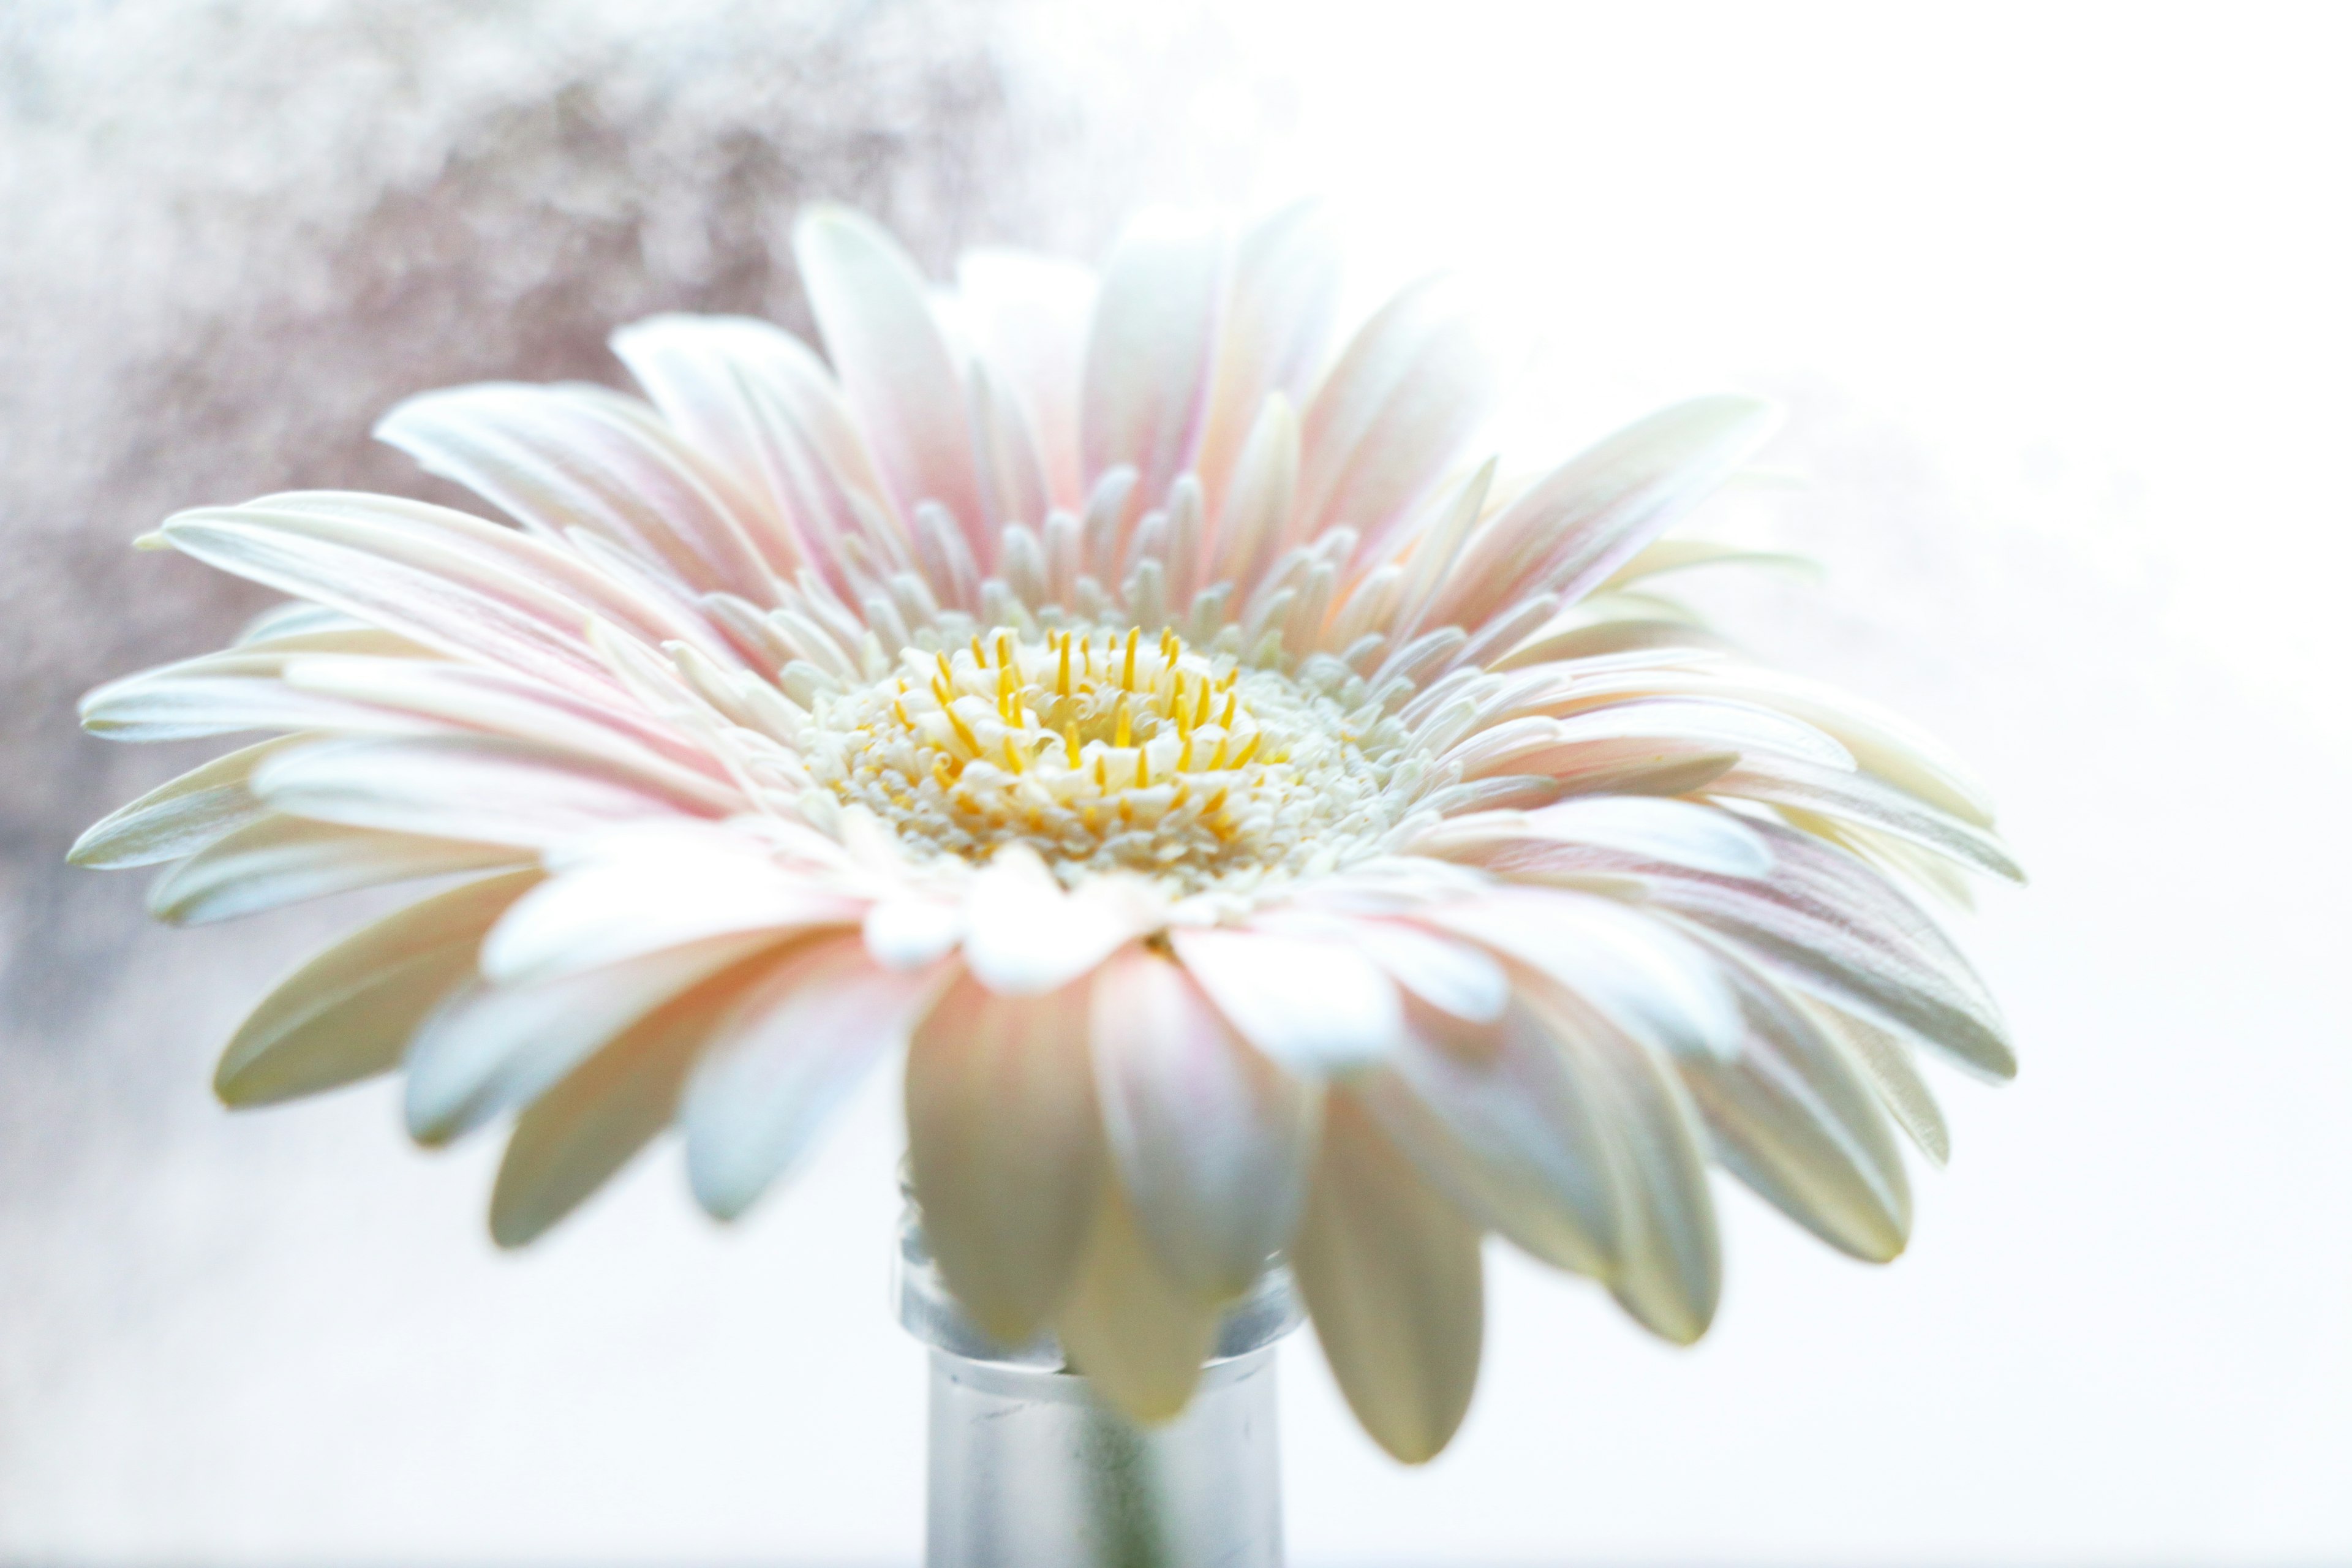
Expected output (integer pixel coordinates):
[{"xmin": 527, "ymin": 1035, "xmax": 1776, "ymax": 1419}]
[
  {"xmin": 1191, "ymin": 202, "xmax": 1344, "ymax": 514},
  {"xmin": 1709, "ymin": 756, "xmax": 2023, "ymax": 881},
  {"xmin": 1081, "ymin": 209, "xmax": 1226, "ymax": 526},
  {"xmin": 1054, "ymin": 1183, "xmax": 1222, "ymax": 1424},
  {"xmin": 905, "ymin": 970, "xmax": 1104, "ymax": 1346},
  {"xmin": 214, "ymin": 870, "xmax": 541, "ymax": 1107},
  {"xmin": 960, "ymin": 845, "xmax": 1153, "ymax": 996},
  {"xmin": 1294, "ymin": 279, "xmax": 1497, "ymax": 560},
  {"xmin": 69, "ymin": 736, "xmax": 304, "ymax": 869},
  {"xmin": 405, "ymin": 932, "xmax": 778, "ymax": 1145},
  {"xmin": 252, "ymin": 734, "xmax": 707, "ymax": 850},
  {"xmin": 376, "ymin": 383, "xmax": 782, "ymax": 601},
  {"xmin": 1410, "ymin": 797, "xmax": 1772, "ymax": 880},
  {"xmin": 1638, "ymin": 821, "xmax": 2013, "ymax": 1080},
  {"xmin": 480, "ymin": 826, "xmax": 861, "ymax": 985},
  {"xmin": 1521, "ymin": 979, "xmax": 1721, "ymax": 1343},
  {"xmin": 1090, "ymin": 946, "xmax": 1321, "ymax": 1301},
  {"xmin": 1358, "ymin": 995, "xmax": 1621, "ymax": 1278},
  {"xmin": 952, "ymin": 249, "xmax": 1098, "ymax": 510},
  {"xmin": 78, "ymin": 673, "xmax": 409, "ymax": 744},
  {"xmin": 1425, "ymin": 888, "xmax": 1742, "ymax": 1063},
  {"xmin": 157, "ymin": 494, "xmax": 732, "ymax": 695},
  {"xmin": 1429, "ymin": 396, "xmax": 1778, "ymax": 630},
  {"xmin": 149, "ymin": 815, "xmax": 524, "ymax": 926},
  {"xmin": 967, "ymin": 360, "xmax": 1052, "ymax": 532},
  {"xmin": 793, "ymin": 206, "xmax": 987, "ymax": 549},
  {"xmin": 1205, "ymin": 393, "xmax": 1299, "ymax": 593},
  {"xmin": 1170, "ymin": 925, "xmax": 1404, "ymax": 1072},
  {"xmin": 1292, "ymin": 1091, "xmax": 1483, "ymax": 1464},
  {"xmin": 491, "ymin": 952, "xmax": 782, "ymax": 1247},
  {"xmin": 684, "ymin": 933, "xmax": 948, "ymax": 1219},
  {"xmin": 1678, "ymin": 946, "xmax": 1912, "ymax": 1262},
  {"xmin": 1256, "ymin": 908, "xmax": 1509, "ymax": 1025}
]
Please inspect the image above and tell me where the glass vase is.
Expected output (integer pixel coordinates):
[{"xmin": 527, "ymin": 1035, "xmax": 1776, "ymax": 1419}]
[{"xmin": 896, "ymin": 1203, "xmax": 1300, "ymax": 1567}]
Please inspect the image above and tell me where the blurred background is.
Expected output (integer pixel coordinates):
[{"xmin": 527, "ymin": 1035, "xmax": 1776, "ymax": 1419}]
[{"xmin": 4, "ymin": 2, "xmax": 2347, "ymax": 1562}]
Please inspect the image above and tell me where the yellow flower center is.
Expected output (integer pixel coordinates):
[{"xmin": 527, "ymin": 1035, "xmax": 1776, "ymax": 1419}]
[{"xmin": 803, "ymin": 625, "xmax": 1412, "ymax": 892}]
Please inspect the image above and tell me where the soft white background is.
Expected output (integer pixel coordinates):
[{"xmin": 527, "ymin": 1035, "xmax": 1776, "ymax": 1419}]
[{"xmin": 8, "ymin": 2, "xmax": 2350, "ymax": 1563}]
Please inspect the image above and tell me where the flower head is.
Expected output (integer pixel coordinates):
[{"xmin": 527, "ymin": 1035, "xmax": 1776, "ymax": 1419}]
[{"xmin": 74, "ymin": 203, "xmax": 2019, "ymax": 1461}]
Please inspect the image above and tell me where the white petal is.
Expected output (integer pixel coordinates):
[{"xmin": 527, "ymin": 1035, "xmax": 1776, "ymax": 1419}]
[
  {"xmin": 1170, "ymin": 925, "xmax": 1403, "ymax": 1072},
  {"xmin": 1711, "ymin": 756, "xmax": 2023, "ymax": 881},
  {"xmin": 375, "ymin": 382, "xmax": 780, "ymax": 600},
  {"xmin": 1640, "ymin": 823, "xmax": 2013, "ymax": 1079},
  {"xmin": 1191, "ymin": 201, "xmax": 1343, "ymax": 513},
  {"xmin": 1358, "ymin": 996, "xmax": 1620, "ymax": 1278},
  {"xmin": 405, "ymin": 933, "xmax": 775, "ymax": 1144},
  {"xmin": 1806, "ymin": 997, "xmax": 1952, "ymax": 1167},
  {"xmin": 951, "ymin": 249, "xmax": 1098, "ymax": 510},
  {"xmin": 69, "ymin": 736, "xmax": 300, "ymax": 869},
  {"xmin": 1090, "ymin": 947, "xmax": 1321, "ymax": 1300},
  {"xmin": 793, "ymin": 206, "xmax": 986, "ymax": 544},
  {"xmin": 862, "ymin": 895, "xmax": 965, "ymax": 970},
  {"xmin": 214, "ymin": 870, "xmax": 540, "ymax": 1106},
  {"xmin": 1430, "ymin": 395, "xmax": 1778, "ymax": 629},
  {"xmin": 1080, "ymin": 209, "xmax": 1226, "ymax": 521},
  {"xmin": 1292, "ymin": 1091, "xmax": 1483, "ymax": 1464},
  {"xmin": 684, "ymin": 934, "xmax": 946, "ymax": 1219},
  {"xmin": 253, "ymin": 734, "xmax": 699, "ymax": 849},
  {"xmin": 1294, "ymin": 280, "xmax": 1496, "ymax": 557},
  {"xmin": 905, "ymin": 970, "xmax": 1104, "ymax": 1346},
  {"xmin": 1053, "ymin": 1183, "xmax": 1221, "ymax": 1425},
  {"xmin": 959, "ymin": 845, "xmax": 1152, "ymax": 996},
  {"xmin": 150, "ymin": 815, "xmax": 523, "ymax": 925},
  {"xmin": 480, "ymin": 827, "xmax": 860, "ymax": 984},
  {"xmin": 490, "ymin": 953, "xmax": 777, "ymax": 1248},
  {"xmin": 1679, "ymin": 950, "xmax": 1910, "ymax": 1262},
  {"xmin": 1411, "ymin": 796, "xmax": 1772, "ymax": 880}
]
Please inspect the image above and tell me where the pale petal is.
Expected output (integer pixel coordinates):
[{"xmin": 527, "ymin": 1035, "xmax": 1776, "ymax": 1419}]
[
  {"xmin": 905, "ymin": 970, "xmax": 1104, "ymax": 1346},
  {"xmin": 685, "ymin": 935, "xmax": 948, "ymax": 1219},
  {"xmin": 1054, "ymin": 1183, "xmax": 1221, "ymax": 1425},
  {"xmin": 862, "ymin": 895, "xmax": 965, "ymax": 970},
  {"xmin": 1411, "ymin": 796, "xmax": 1773, "ymax": 880},
  {"xmin": 1639, "ymin": 823, "xmax": 2014, "ymax": 1080},
  {"xmin": 1191, "ymin": 201, "xmax": 1343, "ymax": 513},
  {"xmin": 150, "ymin": 815, "xmax": 524, "ymax": 925},
  {"xmin": 1710, "ymin": 756, "xmax": 2024, "ymax": 881},
  {"xmin": 69, "ymin": 736, "xmax": 301, "ymax": 868},
  {"xmin": 1294, "ymin": 280, "xmax": 1496, "ymax": 558},
  {"xmin": 952, "ymin": 249, "xmax": 1098, "ymax": 509},
  {"xmin": 1080, "ymin": 209, "xmax": 1226, "ymax": 522},
  {"xmin": 1430, "ymin": 396, "xmax": 1778, "ymax": 629},
  {"xmin": 253, "ymin": 734, "xmax": 704, "ymax": 849},
  {"xmin": 1807, "ymin": 997, "xmax": 1951, "ymax": 1166},
  {"xmin": 404, "ymin": 933, "xmax": 778, "ymax": 1145},
  {"xmin": 1205, "ymin": 393, "xmax": 1299, "ymax": 592},
  {"xmin": 375, "ymin": 382, "xmax": 781, "ymax": 600},
  {"xmin": 794, "ymin": 205, "xmax": 986, "ymax": 545},
  {"xmin": 1090, "ymin": 947, "xmax": 1321, "ymax": 1300},
  {"xmin": 214, "ymin": 870, "xmax": 540, "ymax": 1106},
  {"xmin": 490, "ymin": 953, "xmax": 780, "ymax": 1247},
  {"xmin": 1292, "ymin": 1092, "xmax": 1483, "ymax": 1464},
  {"xmin": 1169, "ymin": 925, "xmax": 1404, "ymax": 1072},
  {"xmin": 1678, "ymin": 948, "xmax": 1911, "ymax": 1262},
  {"xmin": 1358, "ymin": 995, "xmax": 1620, "ymax": 1278},
  {"xmin": 960, "ymin": 845, "xmax": 1152, "ymax": 997}
]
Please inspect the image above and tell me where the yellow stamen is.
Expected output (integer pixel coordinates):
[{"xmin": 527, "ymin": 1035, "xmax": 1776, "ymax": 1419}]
[
  {"xmin": 1114, "ymin": 695, "xmax": 1133, "ymax": 748},
  {"xmin": 1218, "ymin": 692, "xmax": 1237, "ymax": 729},
  {"xmin": 1179, "ymin": 731, "xmax": 1194, "ymax": 771},
  {"xmin": 935, "ymin": 651, "xmax": 955, "ymax": 687},
  {"xmin": 971, "ymin": 634, "xmax": 988, "ymax": 668},
  {"xmin": 944, "ymin": 703, "xmax": 982, "ymax": 755},
  {"xmin": 1231, "ymin": 731, "xmax": 1261, "ymax": 768},
  {"xmin": 1095, "ymin": 755, "xmax": 1109, "ymax": 789},
  {"xmin": 1136, "ymin": 746, "xmax": 1150, "ymax": 788},
  {"xmin": 1057, "ymin": 633, "xmax": 1072, "ymax": 695},
  {"xmin": 1121, "ymin": 628, "xmax": 1138, "ymax": 690},
  {"xmin": 1063, "ymin": 722, "xmax": 1081, "ymax": 761},
  {"xmin": 892, "ymin": 698, "xmax": 911, "ymax": 728},
  {"xmin": 1170, "ymin": 781, "xmax": 1189, "ymax": 809},
  {"xmin": 996, "ymin": 630, "xmax": 1012, "ymax": 668},
  {"xmin": 1208, "ymin": 735, "xmax": 1230, "ymax": 769},
  {"xmin": 1003, "ymin": 734, "xmax": 1025, "ymax": 773},
  {"xmin": 1195, "ymin": 680, "xmax": 1213, "ymax": 728},
  {"xmin": 1203, "ymin": 786, "xmax": 1227, "ymax": 815}
]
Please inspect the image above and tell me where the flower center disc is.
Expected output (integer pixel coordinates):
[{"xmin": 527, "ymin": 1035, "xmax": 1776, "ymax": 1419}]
[{"xmin": 805, "ymin": 626, "xmax": 1406, "ymax": 892}]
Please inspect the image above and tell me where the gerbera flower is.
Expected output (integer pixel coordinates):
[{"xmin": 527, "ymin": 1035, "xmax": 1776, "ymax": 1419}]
[{"xmin": 72, "ymin": 203, "xmax": 2019, "ymax": 1462}]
